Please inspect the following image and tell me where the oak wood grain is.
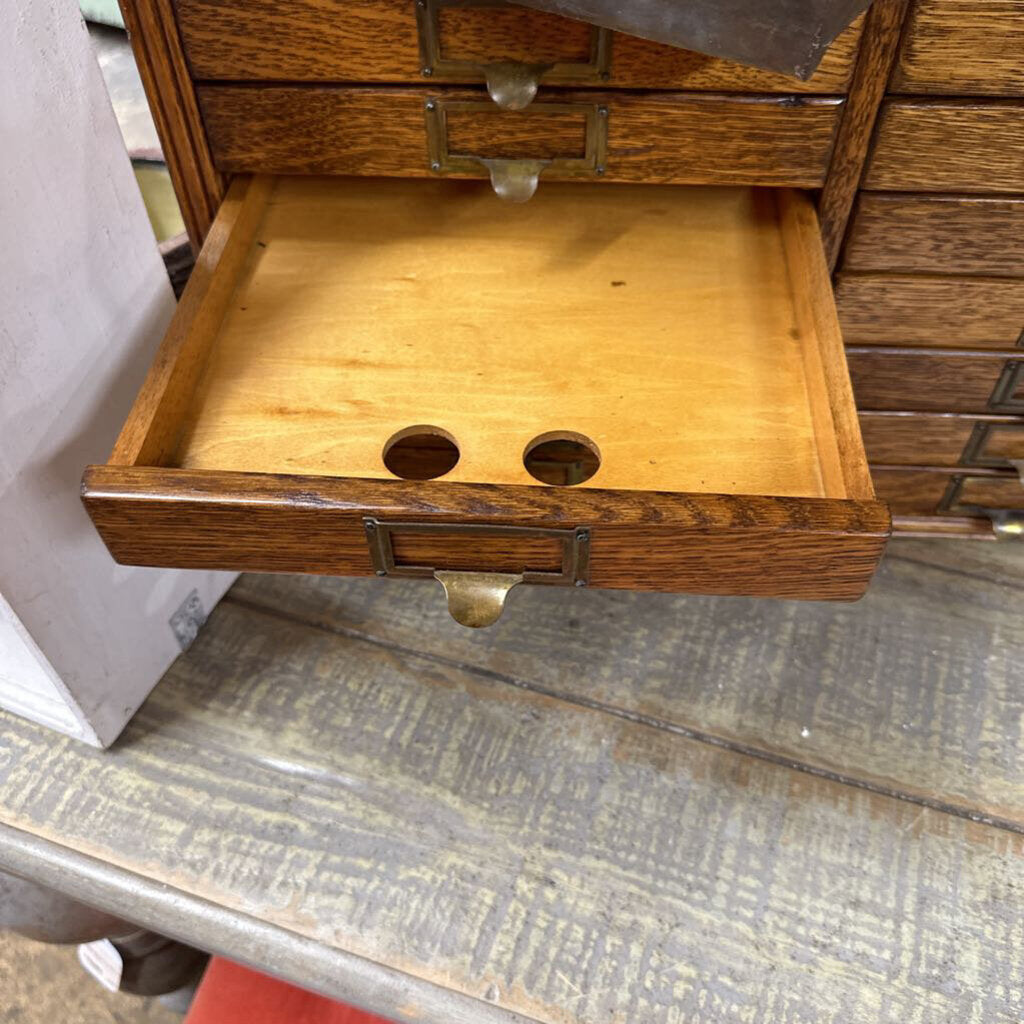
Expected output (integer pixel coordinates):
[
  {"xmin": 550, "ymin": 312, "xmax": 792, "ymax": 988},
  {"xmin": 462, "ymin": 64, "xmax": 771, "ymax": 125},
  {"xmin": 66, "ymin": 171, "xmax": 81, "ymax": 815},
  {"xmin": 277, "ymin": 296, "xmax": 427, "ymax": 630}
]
[
  {"xmin": 892, "ymin": 0, "xmax": 1024, "ymax": 96},
  {"xmin": 859, "ymin": 411, "xmax": 1024, "ymax": 466},
  {"xmin": 4, "ymin": 545, "xmax": 1024, "ymax": 1020},
  {"xmin": 173, "ymin": 0, "xmax": 863, "ymax": 94},
  {"xmin": 818, "ymin": 0, "xmax": 910, "ymax": 269},
  {"xmin": 843, "ymin": 194, "xmax": 1024, "ymax": 276},
  {"xmin": 81, "ymin": 466, "xmax": 890, "ymax": 600},
  {"xmin": 848, "ymin": 348, "xmax": 1024, "ymax": 412},
  {"xmin": 836, "ymin": 274, "xmax": 1024, "ymax": 347},
  {"xmin": 864, "ymin": 100, "xmax": 1024, "ymax": 192},
  {"xmin": 119, "ymin": 0, "xmax": 224, "ymax": 247},
  {"xmin": 871, "ymin": 464, "xmax": 1022, "ymax": 515},
  {"xmin": 197, "ymin": 86, "xmax": 844, "ymax": 188}
]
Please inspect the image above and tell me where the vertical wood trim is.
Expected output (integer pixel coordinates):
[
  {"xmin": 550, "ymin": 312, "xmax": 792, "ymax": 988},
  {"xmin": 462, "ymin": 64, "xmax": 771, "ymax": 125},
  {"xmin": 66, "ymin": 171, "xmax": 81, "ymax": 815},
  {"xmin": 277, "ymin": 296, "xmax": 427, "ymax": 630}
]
[
  {"xmin": 109, "ymin": 176, "xmax": 273, "ymax": 468},
  {"xmin": 118, "ymin": 0, "xmax": 225, "ymax": 248},
  {"xmin": 818, "ymin": 0, "xmax": 911, "ymax": 270},
  {"xmin": 776, "ymin": 191, "xmax": 876, "ymax": 501}
]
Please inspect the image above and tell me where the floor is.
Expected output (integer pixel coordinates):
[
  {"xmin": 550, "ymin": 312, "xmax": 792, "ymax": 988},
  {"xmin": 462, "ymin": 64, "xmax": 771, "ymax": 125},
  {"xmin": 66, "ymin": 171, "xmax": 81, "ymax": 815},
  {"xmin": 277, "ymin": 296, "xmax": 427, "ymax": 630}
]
[
  {"xmin": 0, "ymin": 931, "xmax": 177, "ymax": 1023},
  {"xmin": 1, "ymin": 537, "xmax": 1022, "ymax": 1023}
]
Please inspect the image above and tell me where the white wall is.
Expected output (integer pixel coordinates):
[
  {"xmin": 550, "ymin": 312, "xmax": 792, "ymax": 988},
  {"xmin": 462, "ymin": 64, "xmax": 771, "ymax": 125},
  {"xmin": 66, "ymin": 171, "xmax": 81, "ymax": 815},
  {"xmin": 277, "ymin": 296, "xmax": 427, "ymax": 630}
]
[{"xmin": 0, "ymin": 1, "xmax": 234, "ymax": 746}]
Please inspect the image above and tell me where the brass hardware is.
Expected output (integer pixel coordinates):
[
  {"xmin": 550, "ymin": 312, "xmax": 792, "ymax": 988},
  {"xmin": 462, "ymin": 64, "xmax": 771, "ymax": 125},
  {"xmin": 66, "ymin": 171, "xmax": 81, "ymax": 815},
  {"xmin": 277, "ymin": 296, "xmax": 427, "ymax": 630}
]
[
  {"xmin": 424, "ymin": 98, "xmax": 608, "ymax": 201},
  {"xmin": 991, "ymin": 512, "xmax": 1024, "ymax": 540},
  {"xmin": 960, "ymin": 421, "xmax": 1024, "ymax": 469},
  {"xmin": 434, "ymin": 571, "xmax": 523, "ymax": 627},
  {"xmin": 988, "ymin": 360, "xmax": 1024, "ymax": 412},
  {"xmin": 364, "ymin": 519, "xmax": 590, "ymax": 625},
  {"xmin": 937, "ymin": 473, "xmax": 1024, "ymax": 540},
  {"xmin": 416, "ymin": 0, "xmax": 611, "ymax": 110}
]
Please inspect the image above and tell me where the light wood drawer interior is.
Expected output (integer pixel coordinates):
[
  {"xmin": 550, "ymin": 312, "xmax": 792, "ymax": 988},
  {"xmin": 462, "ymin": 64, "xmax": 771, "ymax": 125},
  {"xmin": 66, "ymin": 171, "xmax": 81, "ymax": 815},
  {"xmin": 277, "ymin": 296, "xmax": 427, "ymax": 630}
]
[
  {"xmin": 82, "ymin": 175, "xmax": 887, "ymax": 600},
  {"xmin": 891, "ymin": 0, "xmax": 1024, "ymax": 97},
  {"xmin": 197, "ymin": 87, "xmax": 844, "ymax": 189},
  {"xmin": 174, "ymin": 0, "xmax": 862, "ymax": 94}
]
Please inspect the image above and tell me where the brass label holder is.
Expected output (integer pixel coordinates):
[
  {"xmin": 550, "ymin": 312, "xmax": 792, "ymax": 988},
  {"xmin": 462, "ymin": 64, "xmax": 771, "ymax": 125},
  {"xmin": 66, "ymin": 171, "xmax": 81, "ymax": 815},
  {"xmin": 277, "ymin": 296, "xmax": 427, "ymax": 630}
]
[
  {"xmin": 363, "ymin": 519, "xmax": 591, "ymax": 627},
  {"xmin": 416, "ymin": 0, "xmax": 611, "ymax": 110},
  {"xmin": 424, "ymin": 97, "xmax": 608, "ymax": 201},
  {"xmin": 989, "ymin": 361, "xmax": 1024, "ymax": 413},
  {"xmin": 937, "ymin": 473, "xmax": 1024, "ymax": 541}
]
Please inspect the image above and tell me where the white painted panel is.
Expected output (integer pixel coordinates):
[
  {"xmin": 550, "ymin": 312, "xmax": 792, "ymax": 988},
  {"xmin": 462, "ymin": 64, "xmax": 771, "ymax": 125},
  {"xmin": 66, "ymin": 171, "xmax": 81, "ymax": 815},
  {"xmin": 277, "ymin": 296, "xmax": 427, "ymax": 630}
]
[{"xmin": 0, "ymin": 2, "xmax": 235, "ymax": 746}]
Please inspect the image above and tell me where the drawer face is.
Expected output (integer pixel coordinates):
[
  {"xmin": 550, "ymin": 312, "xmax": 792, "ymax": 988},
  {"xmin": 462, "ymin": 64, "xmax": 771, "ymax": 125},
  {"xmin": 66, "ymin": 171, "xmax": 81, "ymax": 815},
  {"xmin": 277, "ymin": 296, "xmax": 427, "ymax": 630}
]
[
  {"xmin": 174, "ymin": 0, "xmax": 862, "ymax": 94},
  {"xmin": 198, "ymin": 87, "xmax": 843, "ymax": 188},
  {"xmin": 847, "ymin": 349, "xmax": 1024, "ymax": 413},
  {"xmin": 859, "ymin": 412, "xmax": 1024, "ymax": 466},
  {"xmin": 81, "ymin": 176, "xmax": 887, "ymax": 602},
  {"xmin": 892, "ymin": 0, "xmax": 1024, "ymax": 97},
  {"xmin": 836, "ymin": 274, "xmax": 1024, "ymax": 348},
  {"xmin": 843, "ymin": 196, "xmax": 1024, "ymax": 276},
  {"xmin": 872, "ymin": 467, "xmax": 1022, "ymax": 516},
  {"xmin": 865, "ymin": 102, "xmax": 1024, "ymax": 193}
]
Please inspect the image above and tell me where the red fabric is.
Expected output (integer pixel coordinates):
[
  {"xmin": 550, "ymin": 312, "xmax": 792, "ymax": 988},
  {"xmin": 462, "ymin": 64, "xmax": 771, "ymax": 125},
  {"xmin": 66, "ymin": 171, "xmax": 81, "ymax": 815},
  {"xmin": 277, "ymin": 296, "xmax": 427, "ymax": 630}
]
[{"xmin": 185, "ymin": 957, "xmax": 395, "ymax": 1024}]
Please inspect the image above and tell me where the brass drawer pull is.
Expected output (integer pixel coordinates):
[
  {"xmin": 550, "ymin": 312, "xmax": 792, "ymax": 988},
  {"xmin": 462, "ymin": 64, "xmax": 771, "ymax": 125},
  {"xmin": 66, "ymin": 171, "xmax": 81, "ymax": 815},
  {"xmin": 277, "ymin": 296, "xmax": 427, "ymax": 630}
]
[
  {"xmin": 416, "ymin": 0, "xmax": 611, "ymax": 110},
  {"xmin": 424, "ymin": 97, "xmax": 609, "ymax": 201},
  {"xmin": 364, "ymin": 519, "xmax": 590, "ymax": 626},
  {"xmin": 937, "ymin": 470, "xmax": 1024, "ymax": 541}
]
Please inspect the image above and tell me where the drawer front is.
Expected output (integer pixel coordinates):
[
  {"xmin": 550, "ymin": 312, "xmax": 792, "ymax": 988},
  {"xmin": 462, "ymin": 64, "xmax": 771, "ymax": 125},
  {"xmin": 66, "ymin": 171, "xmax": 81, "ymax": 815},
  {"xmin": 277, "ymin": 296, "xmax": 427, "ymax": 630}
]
[
  {"xmin": 198, "ymin": 87, "xmax": 844, "ymax": 188},
  {"xmin": 892, "ymin": 0, "xmax": 1024, "ymax": 97},
  {"xmin": 847, "ymin": 349, "xmax": 1024, "ymax": 413},
  {"xmin": 842, "ymin": 195, "xmax": 1024, "ymax": 276},
  {"xmin": 872, "ymin": 467, "xmax": 1023, "ymax": 516},
  {"xmin": 174, "ymin": 0, "xmax": 862, "ymax": 94},
  {"xmin": 836, "ymin": 274, "xmax": 1024, "ymax": 347},
  {"xmin": 864, "ymin": 101, "xmax": 1024, "ymax": 193},
  {"xmin": 859, "ymin": 412, "xmax": 1024, "ymax": 466}
]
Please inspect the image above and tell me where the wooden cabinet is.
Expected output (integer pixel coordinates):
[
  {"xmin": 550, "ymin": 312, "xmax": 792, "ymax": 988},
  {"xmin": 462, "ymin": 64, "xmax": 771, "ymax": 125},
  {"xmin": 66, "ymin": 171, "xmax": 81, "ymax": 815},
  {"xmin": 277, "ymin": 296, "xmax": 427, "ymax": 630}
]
[{"xmin": 87, "ymin": 0, "xmax": 1024, "ymax": 613}]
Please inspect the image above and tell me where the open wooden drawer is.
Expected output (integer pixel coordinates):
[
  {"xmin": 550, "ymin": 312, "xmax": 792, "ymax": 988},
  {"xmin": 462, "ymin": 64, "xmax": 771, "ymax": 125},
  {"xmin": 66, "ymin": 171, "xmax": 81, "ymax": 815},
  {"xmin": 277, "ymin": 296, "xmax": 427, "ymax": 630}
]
[{"xmin": 82, "ymin": 175, "xmax": 889, "ymax": 626}]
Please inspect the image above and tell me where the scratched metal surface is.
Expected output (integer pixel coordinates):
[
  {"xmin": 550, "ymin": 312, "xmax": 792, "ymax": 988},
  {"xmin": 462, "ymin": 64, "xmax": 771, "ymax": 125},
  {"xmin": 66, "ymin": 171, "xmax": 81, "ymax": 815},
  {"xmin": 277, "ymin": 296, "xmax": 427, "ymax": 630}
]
[{"xmin": 0, "ymin": 538, "xmax": 1022, "ymax": 1022}]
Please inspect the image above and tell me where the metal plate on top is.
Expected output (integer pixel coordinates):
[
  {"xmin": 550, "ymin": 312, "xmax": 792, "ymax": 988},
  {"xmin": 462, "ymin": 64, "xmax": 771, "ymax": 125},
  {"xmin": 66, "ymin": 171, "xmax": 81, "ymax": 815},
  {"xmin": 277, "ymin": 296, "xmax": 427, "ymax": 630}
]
[{"xmin": 509, "ymin": 0, "xmax": 872, "ymax": 80}]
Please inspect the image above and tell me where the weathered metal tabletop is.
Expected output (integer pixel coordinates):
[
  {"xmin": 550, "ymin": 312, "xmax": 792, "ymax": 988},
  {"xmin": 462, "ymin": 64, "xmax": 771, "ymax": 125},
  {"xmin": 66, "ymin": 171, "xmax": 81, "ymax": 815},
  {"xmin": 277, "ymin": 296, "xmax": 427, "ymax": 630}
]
[{"xmin": 0, "ymin": 538, "xmax": 1022, "ymax": 1023}]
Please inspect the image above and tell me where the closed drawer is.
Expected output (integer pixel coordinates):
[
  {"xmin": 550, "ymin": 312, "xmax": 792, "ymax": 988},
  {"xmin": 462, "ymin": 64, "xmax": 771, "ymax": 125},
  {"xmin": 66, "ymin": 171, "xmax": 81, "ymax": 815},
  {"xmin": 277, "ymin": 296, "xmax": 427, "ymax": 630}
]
[
  {"xmin": 864, "ymin": 101, "xmax": 1024, "ymax": 193},
  {"xmin": 174, "ymin": 0, "xmax": 863, "ymax": 95},
  {"xmin": 872, "ymin": 466, "xmax": 1023, "ymax": 517},
  {"xmin": 198, "ymin": 87, "xmax": 844, "ymax": 189},
  {"xmin": 859, "ymin": 412, "xmax": 1024, "ymax": 466},
  {"xmin": 842, "ymin": 195, "xmax": 1024, "ymax": 276},
  {"xmin": 81, "ymin": 176, "xmax": 888, "ymax": 612},
  {"xmin": 892, "ymin": 0, "xmax": 1024, "ymax": 97},
  {"xmin": 847, "ymin": 348, "xmax": 1024, "ymax": 413},
  {"xmin": 836, "ymin": 274, "xmax": 1024, "ymax": 348}
]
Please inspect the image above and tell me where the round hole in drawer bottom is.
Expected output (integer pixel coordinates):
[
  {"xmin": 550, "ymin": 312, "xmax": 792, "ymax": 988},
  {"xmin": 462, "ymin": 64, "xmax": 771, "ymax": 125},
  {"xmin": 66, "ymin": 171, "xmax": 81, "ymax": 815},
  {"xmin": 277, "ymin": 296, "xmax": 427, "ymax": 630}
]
[
  {"xmin": 383, "ymin": 426, "xmax": 460, "ymax": 480},
  {"xmin": 523, "ymin": 432, "xmax": 601, "ymax": 486}
]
